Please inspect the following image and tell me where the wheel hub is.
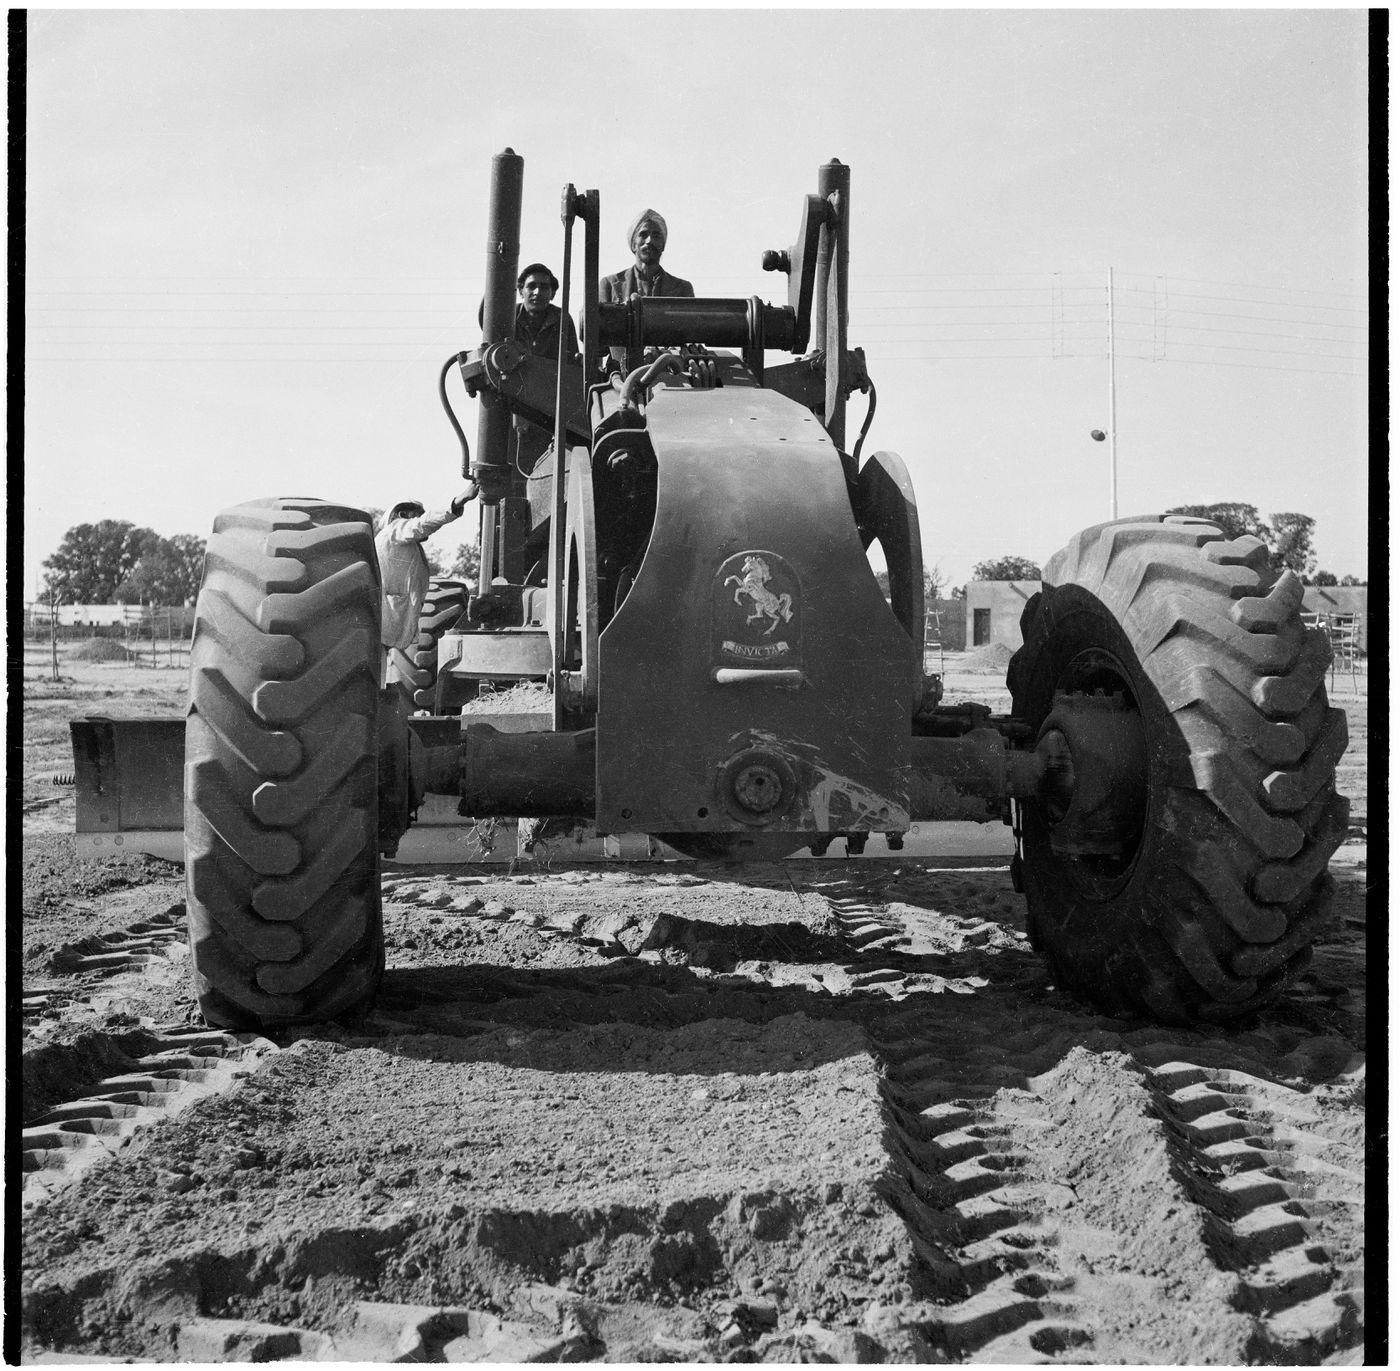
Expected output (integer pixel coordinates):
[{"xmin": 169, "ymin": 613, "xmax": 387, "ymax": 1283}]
[
  {"xmin": 1035, "ymin": 689, "xmax": 1147, "ymax": 859},
  {"xmin": 732, "ymin": 763, "xmax": 785, "ymax": 815},
  {"xmin": 717, "ymin": 747, "xmax": 797, "ymax": 826}
]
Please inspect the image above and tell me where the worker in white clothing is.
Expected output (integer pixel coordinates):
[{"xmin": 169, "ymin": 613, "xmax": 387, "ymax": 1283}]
[{"xmin": 375, "ymin": 483, "xmax": 478, "ymax": 685}]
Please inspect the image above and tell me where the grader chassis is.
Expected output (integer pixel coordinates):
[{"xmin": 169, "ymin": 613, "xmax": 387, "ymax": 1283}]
[{"xmin": 70, "ymin": 151, "xmax": 1348, "ymax": 1032}]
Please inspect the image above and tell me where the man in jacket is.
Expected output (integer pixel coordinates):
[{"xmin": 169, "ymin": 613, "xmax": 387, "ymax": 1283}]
[
  {"xmin": 515, "ymin": 262, "xmax": 581, "ymax": 364},
  {"xmin": 375, "ymin": 484, "xmax": 478, "ymax": 685},
  {"xmin": 513, "ymin": 263, "xmax": 581, "ymax": 471},
  {"xmin": 600, "ymin": 210, "xmax": 694, "ymax": 304},
  {"xmin": 600, "ymin": 210, "xmax": 694, "ymax": 373}
]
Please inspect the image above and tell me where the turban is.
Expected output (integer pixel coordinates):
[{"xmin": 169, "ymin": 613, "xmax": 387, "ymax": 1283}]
[{"xmin": 627, "ymin": 209, "xmax": 667, "ymax": 251}]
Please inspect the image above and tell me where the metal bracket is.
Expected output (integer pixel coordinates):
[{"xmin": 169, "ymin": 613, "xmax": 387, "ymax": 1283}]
[{"xmin": 761, "ymin": 192, "xmax": 826, "ymax": 353}]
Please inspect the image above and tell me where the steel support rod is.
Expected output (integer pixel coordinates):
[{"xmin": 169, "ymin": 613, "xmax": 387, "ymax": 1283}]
[
  {"xmin": 550, "ymin": 188, "xmax": 579, "ymax": 732},
  {"xmin": 580, "ymin": 189, "xmax": 600, "ymax": 399},
  {"xmin": 473, "ymin": 148, "xmax": 523, "ymax": 515},
  {"xmin": 476, "ymin": 504, "xmax": 498, "ymax": 604}
]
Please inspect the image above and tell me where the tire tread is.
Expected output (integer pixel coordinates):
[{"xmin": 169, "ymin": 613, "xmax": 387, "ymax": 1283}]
[{"xmin": 185, "ymin": 497, "xmax": 383, "ymax": 1029}]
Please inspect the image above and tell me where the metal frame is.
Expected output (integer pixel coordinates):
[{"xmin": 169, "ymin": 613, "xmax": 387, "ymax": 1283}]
[{"xmin": 1327, "ymin": 612, "xmax": 1362, "ymax": 691}]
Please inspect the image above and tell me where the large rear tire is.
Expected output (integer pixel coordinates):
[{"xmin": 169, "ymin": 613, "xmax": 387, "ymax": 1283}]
[
  {"xmin": 386, "ymin": 577, "xmax": 472, "ymax": 714},
  {"xmin": 1007, "ymin": 515, "xmax": 1348, "ymax": 1024},
  {"xmin": 185, "ymin": 497, "xmax": 385, "ymax": 1030}
]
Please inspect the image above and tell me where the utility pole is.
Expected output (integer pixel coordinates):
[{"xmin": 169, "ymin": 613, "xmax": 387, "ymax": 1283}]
[
  {"xmin": 49, "ymin": 586, "xmax": 59, "ymax": 683},
  {"xmin": 1107, "ymin": 266, "xmax": 1118, "ymax": 519}
]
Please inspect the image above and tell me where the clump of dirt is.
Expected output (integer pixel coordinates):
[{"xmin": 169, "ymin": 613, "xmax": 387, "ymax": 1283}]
[
  {"xmin": 377, "ymin": 868, "xmax": 854, "ymax": 987},
  {"xmin": 961, "ymin": 641, "xmax": 1015, "ymax": 672},
  {"xmin": 66, "ymin": 638, "xmax": 140, "ymax": 662},
  {"xmin": 462, "ymin": 682, "xmax": 551, "ymax": 713}
]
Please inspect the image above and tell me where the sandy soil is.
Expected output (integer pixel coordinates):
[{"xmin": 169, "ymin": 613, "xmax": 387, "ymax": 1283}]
[{"xmin": 18, "ymin": 644, "xmax": 1371, "ymax": 1364}]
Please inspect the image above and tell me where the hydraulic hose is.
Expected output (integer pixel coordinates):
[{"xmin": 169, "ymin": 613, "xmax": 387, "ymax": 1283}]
[
  {"xmin": 620, "ymin": 353, "xmax": 684, "ymax": 410},
  {"xmin": 851, "ymin": 379, "xmax": 878, "ymax": 466},
  {"xmin": 439, "ymin": 353, "xmax": 471, "ymax": 475}
]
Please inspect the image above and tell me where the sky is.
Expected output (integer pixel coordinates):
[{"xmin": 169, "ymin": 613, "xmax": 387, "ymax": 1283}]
[{"xmin": 20, "ymin": 8, "xmax": 1371, "ymax": 599}]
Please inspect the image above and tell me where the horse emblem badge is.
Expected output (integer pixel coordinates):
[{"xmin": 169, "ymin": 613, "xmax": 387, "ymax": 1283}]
[
  {"xmin": 713, "ymin": 550, "xmax": 802, "ymax": 664},
  {"xmin": 726, "ymin": 555, "xmax": 793, "ymax": 636}
]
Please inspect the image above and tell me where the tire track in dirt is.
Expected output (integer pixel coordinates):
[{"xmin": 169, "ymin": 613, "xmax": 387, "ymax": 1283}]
[
  {"xmin": 40, "ymin": 906, "xmax": 186, "ymax": 981},
  {"xmin": 783, "ymin": 864, "xmax": 1367, "ymax": 1362},
  {"xmin": 23, "ymin": 1028, "xmax": 279, "ymax": 1207},
  {"xmin": 863, "ymin": 1005, "xmax": 1364, "ymax": 1363},
  {"xmin": 872, "ymin": 1013, "xmax": 1095, "ymax": 1361},
  {"xmin": 1138, "ymin": 1053, "xmax": 1365, "ymax": 1360},
  {"xmin": 23, "ymin": 893, "xmax": 192, "ymax": 1035}
]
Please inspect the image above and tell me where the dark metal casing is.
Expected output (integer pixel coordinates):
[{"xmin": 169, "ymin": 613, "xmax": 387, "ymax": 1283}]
[{"xmin": 596, "ymin": 385, "xmax": 916, "ymax": 838}]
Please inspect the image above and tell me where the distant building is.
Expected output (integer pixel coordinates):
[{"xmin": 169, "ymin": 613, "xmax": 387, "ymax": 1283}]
[
  {"xmin": 964, "ymin": 581, "xmax": 1040, "ymax": 650},
  {"xmin": 25, "ymin": 603, "xmax": 151, "ymax": 628}
]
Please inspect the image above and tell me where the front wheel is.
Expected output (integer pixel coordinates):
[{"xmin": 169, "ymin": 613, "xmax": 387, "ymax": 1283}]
[
  {"xmin": 185, "ymin": 497, "xmax": 385, "ymax": 1029},
  {"xmin": 1007, "ymin": 515, "xmax": 1348, "ymax": 1024}
]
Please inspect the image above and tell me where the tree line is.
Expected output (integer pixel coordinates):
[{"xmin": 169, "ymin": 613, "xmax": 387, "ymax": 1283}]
[
  {"xmin": 969, "ymin": 504, "xmax": 1363, "ymax": 585},
  {"xmin": 40, "ymin": 516, "xmax": 481, "ymax": 607},
  {"xmin": 41, "ymin": 522, "xmax": 208, "ymax": 606},
  {"xmin": 39, "ymin": 501, "xmax": 1361, "ymax": 606}
]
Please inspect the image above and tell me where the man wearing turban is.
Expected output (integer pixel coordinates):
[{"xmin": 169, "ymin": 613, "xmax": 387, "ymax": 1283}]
[
  {"xmin": 599, "ymin": 210, "xmax": 695, "ymax": 374},
  {"xmin": 600, "ymin": 209, "xmax": 695, "ymax": 304}
]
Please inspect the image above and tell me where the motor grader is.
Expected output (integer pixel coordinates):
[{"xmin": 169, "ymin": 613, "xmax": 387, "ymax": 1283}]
[{"xmin": 70, "ymin": 151, "xmax": 1348, "ymax": 1032}]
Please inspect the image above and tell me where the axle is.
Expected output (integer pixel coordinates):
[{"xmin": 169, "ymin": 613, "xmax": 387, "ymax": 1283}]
[
  {"xmin": 73, "ymin": 707, "xmax": 1112, "ymax": 859},
  {"xmin": 413, "ymin": 723, "xmax": 1056, "ymax": 828},
  {"xmin": 417, "ymin": 724, "xmax": 595, "ymax": 817}
]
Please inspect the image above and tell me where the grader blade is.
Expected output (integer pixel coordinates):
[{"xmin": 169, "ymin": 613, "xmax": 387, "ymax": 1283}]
[{"xmin": 70, "ymin": 717, "xmax": 185, "ymax": 860}]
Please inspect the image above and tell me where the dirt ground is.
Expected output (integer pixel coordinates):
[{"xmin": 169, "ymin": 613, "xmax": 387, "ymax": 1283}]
[{"xmin": 17, "ymin": 643, "xmax": 1372, "ymax": 1364}]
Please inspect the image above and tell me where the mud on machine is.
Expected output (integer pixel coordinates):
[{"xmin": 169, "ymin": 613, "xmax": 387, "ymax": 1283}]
[{"xmin": 70, "ymin": 151, "xmax": 1349, "ymax": 1032}]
